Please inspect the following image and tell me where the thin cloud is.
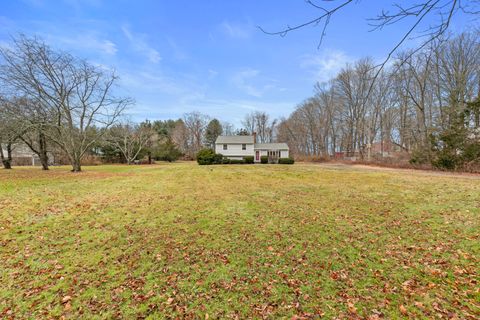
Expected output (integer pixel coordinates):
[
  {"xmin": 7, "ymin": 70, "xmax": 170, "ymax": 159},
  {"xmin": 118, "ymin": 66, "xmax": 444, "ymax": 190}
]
[
  {"xmin": 121, "ymin": 25, "xmax": 161, "ymax": 63},
  {"xmin": 231, "ymin": 68, "xmax": 282, "ymax": 98},
  {"xmin": 41, "ymin": 32, "xmax": 117, "ymax": 56},
  {"xmin": 221, "ymin": 21, "xmax": 252, "ymax": 39},
  {"xmin": 231, "ymin": 68, "xmax": 263, "ymax": 97},
  {"xmin": 300, "ymin": 49, "xmax": 353, "ymax": 82}
]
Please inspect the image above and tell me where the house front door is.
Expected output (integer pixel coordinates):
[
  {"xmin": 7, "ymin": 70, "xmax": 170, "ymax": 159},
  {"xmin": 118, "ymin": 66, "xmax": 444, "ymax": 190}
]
[{"xmin": 255, "ymin": 151, "xmax": 260, "ymax": 161}]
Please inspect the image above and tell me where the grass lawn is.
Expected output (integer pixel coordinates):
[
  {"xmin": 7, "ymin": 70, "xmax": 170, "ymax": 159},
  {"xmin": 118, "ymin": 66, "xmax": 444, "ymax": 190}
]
[{"xmin": 0, "ymin": 163, "xmax": 479, "ymax": 319}]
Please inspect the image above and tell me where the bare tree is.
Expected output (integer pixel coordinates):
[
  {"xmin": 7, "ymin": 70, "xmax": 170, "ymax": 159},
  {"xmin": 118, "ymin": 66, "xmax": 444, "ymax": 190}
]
[
  {"xmin": 182, "ymin": 112, "xmax": 209, "ymax": 158},
  {"xmin": 281, "ymin": 30, "xmax": 480, "ymax": 167},
  {"xmin": 221, "ymin": 121, "xmax": 235, "ymax": 136},
  {"xmin": 0, "ymin": 35, "xmax": 131, "ymax": 172},
  {"xmin": 2, "ymin": 97, "xmax": 52, "ymax": 170},
  {"xmin": 260, "ymin": 1, "xmax": 479, "ymax": 95},
  {"xmin": 171, "ymin": 119, "xmax": 189, "ymax": 156},
  {"xmin": 242, "ymin": 111, "xmax": 277, "ymax": 143},
  {"xmin": 0, "ymin": 100, "xmax": 18, "ymax": 169},
  {"xmin": 107, "ymin": 121, "xmax": 155, "ymax": 165},
  {"xmin": 242, "ymin": 113, "xmax": 256, "ymax": 135}
]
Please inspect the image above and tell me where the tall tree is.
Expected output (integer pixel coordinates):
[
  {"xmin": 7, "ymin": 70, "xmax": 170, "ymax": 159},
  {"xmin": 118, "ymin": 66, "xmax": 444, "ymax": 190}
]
[
  {"xmin": 205, "ymin": 118, "xmax": 223, "ymax": 149},
  {"xmin": 0, "ymin": 35, "xmax": 131, "ymax": 172},
  {"xmin": 182, "ymin": 112, "xmax": 209, "ymax": 158}
]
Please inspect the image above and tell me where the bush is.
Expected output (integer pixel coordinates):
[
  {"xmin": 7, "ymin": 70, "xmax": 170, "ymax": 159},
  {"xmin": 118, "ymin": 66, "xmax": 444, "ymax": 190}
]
[
  {"xmin": 230, "ymin": 159, "xmax": 244, "ymax": 164},
  {"xmin": 278, "ymin": 157, "xmax": 295, "ymax": 164},
  {"xmin": 197, "ymin": 149, "xmax": 226, "ymax": 165},
  {"xmin": 409, "ymin": 149, "xmax": 430, "ymax": 165},
  {"xmin": 196, "ymin": 148, "xmax": 216, "ymax": 165},
  {"xmin": 432, "ymin": 152, "xmax": 457, "ymax": 170},
  {"xmin": 154, "ymin": 140, "xmax": 183, "ymax": 162},
  {"xmin": 244, "ymin": 156, "xmax": 254, "ymax": 164},
  {"xmin": 260, "ymin": 156, "xmax": 268, "ymax": 164},
  {"xmin": 213, "ymin": 153, "xmax": 224, "ymax": 164},
  {"xmin": 222, "ymin": 158, "xmax": 231, "ymax": 164}
]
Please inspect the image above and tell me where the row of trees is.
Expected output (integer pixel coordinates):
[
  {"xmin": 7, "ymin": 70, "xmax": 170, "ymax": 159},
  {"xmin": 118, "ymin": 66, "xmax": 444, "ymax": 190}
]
[
  {"xmin": 0, "ymin": 35, "xmax": 131, "ymax": 172},
  {"xmin": 0, "ymin": 35, "xmax": 282, "ymax": 171},
  {"xmin": 277, "ymin": 31, "xmax": 480, "ymax": 170}
]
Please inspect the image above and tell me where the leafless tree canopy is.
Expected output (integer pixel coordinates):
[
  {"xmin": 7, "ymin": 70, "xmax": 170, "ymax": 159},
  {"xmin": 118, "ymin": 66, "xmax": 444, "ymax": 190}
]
[
  {"xmin": 0, "ymin": 35, "xmax": 133, "ymax": 171},
  {"xmin": 277, "ymin": 31, "xmax": 480, "ymax": 167},
  {"xmin": 107, "ymin": 121, "xmax": 156, "ymax": 165},
  {"xmin": 260, "ymin": 1, "xmax": 480, "ymax": 89},
  {"xmin": 242, "ymin": 111, "xmax": 277, "ymax": 143}
]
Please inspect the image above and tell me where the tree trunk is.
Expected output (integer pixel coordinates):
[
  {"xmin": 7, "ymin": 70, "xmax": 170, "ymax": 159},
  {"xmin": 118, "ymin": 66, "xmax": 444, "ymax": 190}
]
[
  {"xmin": 38, "ymin": 131, "xmax": 49, "ymax": 170},
  {"xmin": 39, "ymin": 152, "xmax": 49, "ymax": 170},
  {"xmin": 0, "ymin": 143, "xmax": 13, "ymax": 169},
  {"xmin": 2, "ymin": 159, "xmax": 12, "ymax": 169},
  {"xmin": 71, "ymin": 157, "xmax": 82, "ymax": 172}
]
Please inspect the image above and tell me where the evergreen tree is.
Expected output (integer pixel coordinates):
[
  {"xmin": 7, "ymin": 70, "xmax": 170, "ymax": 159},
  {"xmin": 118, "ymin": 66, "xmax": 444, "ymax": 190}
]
[{"xmin": 205, "ymin": 119, "xmax": 223, "ymax": 149}]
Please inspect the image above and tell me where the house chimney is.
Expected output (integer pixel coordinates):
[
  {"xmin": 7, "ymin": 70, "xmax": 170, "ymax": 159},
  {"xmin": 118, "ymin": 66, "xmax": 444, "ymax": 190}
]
[{"xmin": 253, "ymin": 132, "xmax": 257, "ymax": 144}]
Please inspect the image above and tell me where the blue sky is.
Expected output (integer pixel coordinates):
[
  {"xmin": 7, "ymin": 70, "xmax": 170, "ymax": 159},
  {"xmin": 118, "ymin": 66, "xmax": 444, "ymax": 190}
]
[{"xmin": 0, "ymin": 0, "xmax": 475, "ymax": 126}]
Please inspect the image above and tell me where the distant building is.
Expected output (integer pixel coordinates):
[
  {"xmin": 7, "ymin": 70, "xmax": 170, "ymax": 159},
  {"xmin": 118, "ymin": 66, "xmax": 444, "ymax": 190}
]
[{"xmin": 1, "ymin": 142, "xmax": 55, "ymax": 166}]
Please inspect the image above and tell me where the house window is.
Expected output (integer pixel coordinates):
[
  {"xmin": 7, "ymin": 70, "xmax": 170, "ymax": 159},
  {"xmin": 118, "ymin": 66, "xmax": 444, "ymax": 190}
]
[
  {"xmin": 242, "ymin": 144, "xmax": 246, "ymax": 150},
  {"xmin": 223, "ymin": 144, "xmax": 228, "ymax": 150}
]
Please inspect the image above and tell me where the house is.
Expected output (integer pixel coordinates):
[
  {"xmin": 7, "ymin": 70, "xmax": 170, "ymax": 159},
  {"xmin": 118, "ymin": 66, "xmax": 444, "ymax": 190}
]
[
  {"xmin": 1, "ymin": 142, "xmax": 55, "ymax": 166},
  {"xmin": 215, "ymin": 133, "xmax": 289, "ymax": 163}
]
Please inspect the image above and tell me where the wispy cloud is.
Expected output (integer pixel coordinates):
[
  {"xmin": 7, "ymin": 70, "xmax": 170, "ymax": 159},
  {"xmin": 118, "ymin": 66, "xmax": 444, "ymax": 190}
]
[
  {"xmin": 43, "ymin": 33, "xmax": 117, "ymax": 56},
  {"xmin": 121, "ymin": 25, "xmax": 161, "ymax": 63},
  {"xmin": 120, "ymin": 70, "xmax": 185, "ymax": 95},
  {"xmin": 230, "ymin": 68, "xmax": 282, "ymax": 98},
  {"xmin": 166, "ymin": 37, "xmax": 188, "ymax": 61},
  {"xmin": 231, "ymin": 68, "xmax": 263, "ymax": 97},
  {"xmin": 300, "ymin": 49, "xmax": 353, "ymax": 83},
  {"xmin": 220, "ymin": 21, "xmax": 252, "ymax": 39},
  {"xmin": 208, "ymin": 69, "xmax": 219, "ymax": 79}
]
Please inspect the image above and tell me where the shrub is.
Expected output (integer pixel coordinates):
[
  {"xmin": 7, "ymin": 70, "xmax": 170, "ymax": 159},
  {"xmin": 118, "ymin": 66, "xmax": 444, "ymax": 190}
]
[
  {"xmin": 213, "ymin": 153, "xmax": 224, "ymax": 164},
  {"xmin": 244, "ymin": 156, "xmax": 254, "ymax": 164},
  {"xmin": 278, "ymin": 157, "xmax": 295, "ymax": 164},
  {"xmin": 432, "ymin": 152, "xmax": 457, "ymax": 170},
  {"xmin": 222, "ymin": 158, "xmax": 231, "ymax": 164},
  {"xmin": 230, "ymin": 159, "xmax": 244, "ymax": 164},
  {"xmin": 154, "ymin": 140, "xmax": 183, "ymax": 162},
  {"xmin": 196, "ymin": 148, "xmax": 216, "ymax": 165},
  {"xmin": 260, "ymin": 156, "xmax": 268, "ymax": 164}
]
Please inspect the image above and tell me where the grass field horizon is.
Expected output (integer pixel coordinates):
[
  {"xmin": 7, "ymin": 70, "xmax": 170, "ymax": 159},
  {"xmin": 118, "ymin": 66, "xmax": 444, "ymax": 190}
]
[{"xmin": 1, "ymin": 163, "xmax": 479, "ymax": 319}]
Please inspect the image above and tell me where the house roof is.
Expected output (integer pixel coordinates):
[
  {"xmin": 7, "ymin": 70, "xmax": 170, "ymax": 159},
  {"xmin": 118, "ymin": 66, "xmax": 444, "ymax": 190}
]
[
  {"xmin": 254, "ymin": 143, "xmax": 289, "ymax": 150},
  {"xmin": 216, "ymin": 135, "xmax": 254, "ymax": 144}
]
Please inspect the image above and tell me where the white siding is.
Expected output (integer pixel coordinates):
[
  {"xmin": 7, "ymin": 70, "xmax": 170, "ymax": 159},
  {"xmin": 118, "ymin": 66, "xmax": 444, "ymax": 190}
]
[
  {"xmin": 280, "ymin": 150, "xmax": 289, "ymax": 158},
  {"xmin": 215, "ymin": 143, "xmax": 254, "ymax": 158}
]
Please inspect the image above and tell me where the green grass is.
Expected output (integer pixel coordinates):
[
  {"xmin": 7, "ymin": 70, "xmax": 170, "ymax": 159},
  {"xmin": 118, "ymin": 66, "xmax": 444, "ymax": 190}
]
[{"xmin": 0, "ymin": 163, "xmax": 479, "ymax": 319}]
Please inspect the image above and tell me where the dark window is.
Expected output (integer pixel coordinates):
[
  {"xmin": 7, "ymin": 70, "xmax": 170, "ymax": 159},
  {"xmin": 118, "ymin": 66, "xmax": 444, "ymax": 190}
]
[
  {"xmin": 223, "ymin": 144, "xmax": 228, "ymax": 150},
  {"xmin": 242, "ymin": 144, "xmax": 246, "ymax": 150}
]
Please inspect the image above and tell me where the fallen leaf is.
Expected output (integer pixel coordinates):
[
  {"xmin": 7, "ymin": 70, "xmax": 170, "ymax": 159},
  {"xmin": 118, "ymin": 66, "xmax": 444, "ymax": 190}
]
[
  {"xmin": 347, "ymin": 301, "xmax": 357, "ymax": 314},
  {"xmin": 62, "ymin": 295, "xmax": 72, "ymax": 304}
]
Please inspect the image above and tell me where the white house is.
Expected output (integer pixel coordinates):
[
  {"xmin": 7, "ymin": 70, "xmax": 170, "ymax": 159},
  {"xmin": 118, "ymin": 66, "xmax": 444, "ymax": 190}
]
[{"xmin": 215, "ymin": 133, "xmax": 289, "ymax": 163}]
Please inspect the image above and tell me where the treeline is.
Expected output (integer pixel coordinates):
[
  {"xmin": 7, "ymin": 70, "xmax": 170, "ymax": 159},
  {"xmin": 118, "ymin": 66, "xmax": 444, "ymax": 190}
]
[
  {"xmin": 277, "ymin": 31, "xmax": 480, "ymax": 170},
  {"xmin": 0, "ymin": 35, "xmax": 279, "ymax": 172},
  {"xmin": 95, "ymin": 110, "xmax": 278, "ymax": 164}
]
